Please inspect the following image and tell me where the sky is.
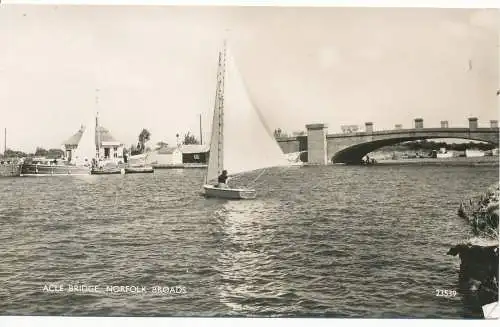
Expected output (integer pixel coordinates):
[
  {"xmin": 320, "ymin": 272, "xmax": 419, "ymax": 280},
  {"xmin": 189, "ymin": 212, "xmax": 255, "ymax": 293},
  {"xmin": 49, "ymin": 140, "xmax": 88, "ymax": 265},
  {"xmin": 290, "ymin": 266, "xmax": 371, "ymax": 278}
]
[{"xmin": 0, "ymin": 5, "xmax": 498, "ymax": 152}]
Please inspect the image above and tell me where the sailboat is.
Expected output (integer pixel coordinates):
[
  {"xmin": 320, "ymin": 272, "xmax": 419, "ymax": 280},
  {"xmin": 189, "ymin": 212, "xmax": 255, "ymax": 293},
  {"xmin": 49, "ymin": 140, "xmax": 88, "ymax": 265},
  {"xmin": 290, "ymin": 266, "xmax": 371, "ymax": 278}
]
[
  {"xmin": 20, "ymin": 114, "xmax": 96, "ymax": 176},
  {"xmin": 202, "ymin": 42, "xmax": 289, "ymax": 199},
  {"xmin": 72, "ymin": 115, "xmax": 98, "ymax": 168}
]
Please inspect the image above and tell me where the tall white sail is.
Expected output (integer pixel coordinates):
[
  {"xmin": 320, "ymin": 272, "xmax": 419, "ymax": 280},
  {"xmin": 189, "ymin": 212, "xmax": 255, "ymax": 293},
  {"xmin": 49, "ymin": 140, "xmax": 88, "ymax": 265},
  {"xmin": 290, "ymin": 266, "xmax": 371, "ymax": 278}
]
[
  {"xmin": 206, "ymin": 51, "xmax": 224, "ymax": 183},
  {"xmin": 221, "ymin": 47, "xmax": 289, "ymax": 177},
  {"xmin": 73, "ymin": 114, "xmax": 97, "ymax": 167}
]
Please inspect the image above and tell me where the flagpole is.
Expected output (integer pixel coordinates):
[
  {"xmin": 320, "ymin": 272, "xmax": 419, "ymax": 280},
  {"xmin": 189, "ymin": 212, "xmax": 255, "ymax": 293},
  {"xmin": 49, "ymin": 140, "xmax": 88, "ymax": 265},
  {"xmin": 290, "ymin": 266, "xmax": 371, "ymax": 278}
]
[{"xmin": 199, "ymin": 114, "xmax": 203, "ymax": 145}]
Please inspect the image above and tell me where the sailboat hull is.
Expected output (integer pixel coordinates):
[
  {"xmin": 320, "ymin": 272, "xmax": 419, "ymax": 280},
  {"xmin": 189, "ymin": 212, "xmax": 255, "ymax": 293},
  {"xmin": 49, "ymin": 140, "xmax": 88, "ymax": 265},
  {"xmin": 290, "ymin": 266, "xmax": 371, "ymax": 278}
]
[{"xmin": 203, "ymin": 184, "xmax": 256, "ymax": 199}]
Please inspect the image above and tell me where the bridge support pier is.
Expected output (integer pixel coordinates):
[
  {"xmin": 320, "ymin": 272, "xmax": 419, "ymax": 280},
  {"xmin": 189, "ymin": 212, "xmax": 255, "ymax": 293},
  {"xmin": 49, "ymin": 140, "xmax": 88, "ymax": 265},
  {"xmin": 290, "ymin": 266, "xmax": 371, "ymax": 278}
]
[
  {"xmin": 414, "ymin": 118, "xmax": 424, "ymax": 129},
  {"xmin": 365, "ymin": 122, "xmax": 373, "ymax": 133},
  {"xmin": 306, "ymin": 123, "xmax": 328, "ymax": 165}
]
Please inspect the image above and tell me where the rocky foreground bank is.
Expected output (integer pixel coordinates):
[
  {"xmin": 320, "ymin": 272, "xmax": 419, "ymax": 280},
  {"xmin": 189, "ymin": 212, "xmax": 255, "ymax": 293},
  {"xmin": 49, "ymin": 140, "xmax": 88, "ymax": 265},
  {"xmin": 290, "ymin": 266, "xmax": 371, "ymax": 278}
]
[{"xmin": 448, "ymin": 183, "xmax": 499, "ymax": 318}]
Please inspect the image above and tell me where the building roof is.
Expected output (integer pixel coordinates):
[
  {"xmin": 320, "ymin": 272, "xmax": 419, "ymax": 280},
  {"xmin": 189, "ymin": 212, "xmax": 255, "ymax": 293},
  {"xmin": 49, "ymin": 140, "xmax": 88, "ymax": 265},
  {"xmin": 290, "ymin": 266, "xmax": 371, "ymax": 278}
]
[
  {"xmin": 98, "ymin": 126, "xmax": 120, "ymax": 143},
  {"xmin": 179, "ymin": 144, "xmax": 209, "ymax": 154},
  {"xmin": 62, "ymin": 125, "xmax": 121, "ymax": 147}
]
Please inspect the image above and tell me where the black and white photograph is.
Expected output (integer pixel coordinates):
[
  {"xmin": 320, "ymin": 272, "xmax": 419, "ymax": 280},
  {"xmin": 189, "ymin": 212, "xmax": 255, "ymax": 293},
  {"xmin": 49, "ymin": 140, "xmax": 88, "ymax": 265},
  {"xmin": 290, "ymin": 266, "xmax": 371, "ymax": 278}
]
[{"xmin": 0, "ymin": 0, "xmax": 498, "ymax": 325}]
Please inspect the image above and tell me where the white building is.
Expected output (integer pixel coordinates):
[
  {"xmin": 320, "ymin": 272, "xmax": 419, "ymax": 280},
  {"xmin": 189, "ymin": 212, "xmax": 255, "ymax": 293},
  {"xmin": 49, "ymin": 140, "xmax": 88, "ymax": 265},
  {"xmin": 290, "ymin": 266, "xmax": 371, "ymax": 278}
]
[
  {"xmin": 178, "ymin": 144, "xmax": 209, "ymax": 163},
  {"xmin": 62, "ymin": 125, "xmax": 124, "ymax": 163},
  {"xmin": 465, "ymin": 149, "xmax": 485, "ymax": 158},
  {"xmin": 138, "ymin": 146, "xmax": 183, "ymax": 165},
  {"xmin": 144, "ymin": 144, "xmax": 209, "ymax": 166}
]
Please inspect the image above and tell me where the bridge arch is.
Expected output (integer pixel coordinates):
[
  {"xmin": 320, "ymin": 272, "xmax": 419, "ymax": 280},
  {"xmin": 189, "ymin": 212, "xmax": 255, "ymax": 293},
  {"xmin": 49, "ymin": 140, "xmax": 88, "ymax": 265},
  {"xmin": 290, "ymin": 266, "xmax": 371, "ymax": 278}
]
[{"xmin": 331, "ymin": 135, "xmax": 499, "ymax": 164}]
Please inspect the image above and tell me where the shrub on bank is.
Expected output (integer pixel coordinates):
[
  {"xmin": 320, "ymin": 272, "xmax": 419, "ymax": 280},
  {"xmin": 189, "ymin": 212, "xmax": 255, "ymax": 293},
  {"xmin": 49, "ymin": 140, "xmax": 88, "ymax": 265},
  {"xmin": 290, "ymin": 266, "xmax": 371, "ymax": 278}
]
[{"xmin": 458, "ymin": 183, "xmax": 499, "ymax": 240}]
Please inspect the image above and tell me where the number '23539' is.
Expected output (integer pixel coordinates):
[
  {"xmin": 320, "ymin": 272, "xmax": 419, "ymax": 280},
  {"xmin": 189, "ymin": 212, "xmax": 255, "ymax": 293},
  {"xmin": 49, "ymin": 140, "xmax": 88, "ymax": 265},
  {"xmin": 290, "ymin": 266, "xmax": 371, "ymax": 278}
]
[{"xmin": 436, "ymin": 289, "xmax": 457, "ymax": 297}]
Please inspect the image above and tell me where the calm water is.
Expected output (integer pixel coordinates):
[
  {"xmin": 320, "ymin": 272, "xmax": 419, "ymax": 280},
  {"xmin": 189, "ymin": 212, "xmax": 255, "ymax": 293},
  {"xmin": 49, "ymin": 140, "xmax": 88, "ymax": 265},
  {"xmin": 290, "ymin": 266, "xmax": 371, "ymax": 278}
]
[{"xmin": 0, "ymin": 163, "xmax": 498, "ymax": 318}]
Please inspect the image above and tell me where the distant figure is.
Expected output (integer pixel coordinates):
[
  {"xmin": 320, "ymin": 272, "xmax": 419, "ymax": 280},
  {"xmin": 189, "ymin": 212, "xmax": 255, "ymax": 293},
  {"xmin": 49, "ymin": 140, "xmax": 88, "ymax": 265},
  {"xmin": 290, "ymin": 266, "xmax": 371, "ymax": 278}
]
[{"xmin": 217, "ymin": 170, "xmax": 229, "ymax": 188}]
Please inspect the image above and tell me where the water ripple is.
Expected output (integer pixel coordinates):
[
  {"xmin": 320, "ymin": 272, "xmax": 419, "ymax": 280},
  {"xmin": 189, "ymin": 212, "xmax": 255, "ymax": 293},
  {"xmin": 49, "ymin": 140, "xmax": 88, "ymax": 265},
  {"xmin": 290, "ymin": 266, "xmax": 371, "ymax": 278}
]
[{"xmin": 0, "ymin": 165, "xmax": 496, "ymax": 317}]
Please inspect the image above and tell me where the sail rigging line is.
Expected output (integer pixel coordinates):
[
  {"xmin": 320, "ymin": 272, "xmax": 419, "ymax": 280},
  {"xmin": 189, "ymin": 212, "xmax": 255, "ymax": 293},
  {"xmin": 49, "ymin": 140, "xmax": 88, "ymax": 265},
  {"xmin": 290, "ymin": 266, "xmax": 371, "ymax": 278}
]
[{"xmin": 248, "ymin": 167, "xmax": 268, "ymax": 186}]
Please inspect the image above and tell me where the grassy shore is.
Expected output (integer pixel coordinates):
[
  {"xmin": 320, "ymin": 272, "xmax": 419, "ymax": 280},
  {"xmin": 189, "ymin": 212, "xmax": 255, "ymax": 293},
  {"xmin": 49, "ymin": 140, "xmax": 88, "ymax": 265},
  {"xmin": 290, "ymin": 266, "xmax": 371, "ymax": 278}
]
[{"xmin": 458, "ymin": 183, "xmax": 499, "ymax": 240}]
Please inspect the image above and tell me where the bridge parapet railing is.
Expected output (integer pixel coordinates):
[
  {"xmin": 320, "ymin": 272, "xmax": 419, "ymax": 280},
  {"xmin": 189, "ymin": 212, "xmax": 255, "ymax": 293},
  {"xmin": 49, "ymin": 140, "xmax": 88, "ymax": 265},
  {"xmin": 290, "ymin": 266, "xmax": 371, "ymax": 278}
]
[
  {"xmin": 326, "ymin": 127, "xmax": 499, "ymax": 138},
  {"xmin": 275, "ymin": 127, "xmax": 499, "ymax": 140}
]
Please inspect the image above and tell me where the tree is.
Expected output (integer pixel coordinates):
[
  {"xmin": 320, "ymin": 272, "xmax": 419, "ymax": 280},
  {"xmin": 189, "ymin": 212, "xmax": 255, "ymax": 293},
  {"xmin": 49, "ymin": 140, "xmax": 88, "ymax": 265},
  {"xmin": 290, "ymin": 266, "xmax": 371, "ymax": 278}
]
[
  {"xmin": 379, "ymin": 140, "xmax": 495, "ymax": 152},
  {"xmin": 35, "ymin": 147, "xmax": 48, "ymax": 157},
  {"xmin": 137, "ymin": 128, "xmax": 151, "ymax": 154},
  {"xmin": 130, "ymin": 143, "xmax": 140, "ymax": 156},
  {"xmin": 1, "ymin": 149, "xmax": 28, "ymax": 158},
  {"xmin": 183, "ymin": 132, "xmax": 199, "ymax": 145}
]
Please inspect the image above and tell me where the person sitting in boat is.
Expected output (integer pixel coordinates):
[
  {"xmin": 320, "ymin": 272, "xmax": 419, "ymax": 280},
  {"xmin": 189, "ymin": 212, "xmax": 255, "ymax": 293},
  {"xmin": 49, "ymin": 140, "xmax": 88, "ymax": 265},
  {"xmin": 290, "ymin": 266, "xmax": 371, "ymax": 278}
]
[{"xmin": 217, "ymin": 170, "xmax": 230, "ymax": 188}]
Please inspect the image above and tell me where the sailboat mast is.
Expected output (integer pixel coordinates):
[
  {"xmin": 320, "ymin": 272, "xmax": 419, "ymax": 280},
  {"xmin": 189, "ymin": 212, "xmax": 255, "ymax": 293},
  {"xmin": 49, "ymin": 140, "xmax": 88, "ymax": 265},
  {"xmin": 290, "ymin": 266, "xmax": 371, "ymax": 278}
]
[
  {"xmin": 218, "ymin": 40, "xmax": 227, "ymax": 176},
  {"xmin": 204, "ymin": 42, "xmax": 228, "ymax": 185},
  {"xmin": 95, "ymin": 88, "xmax": 100, "ymax": 159},
  {"xmin": 199, "ymin": 114, "xmax": 203, "ymax": 145}
]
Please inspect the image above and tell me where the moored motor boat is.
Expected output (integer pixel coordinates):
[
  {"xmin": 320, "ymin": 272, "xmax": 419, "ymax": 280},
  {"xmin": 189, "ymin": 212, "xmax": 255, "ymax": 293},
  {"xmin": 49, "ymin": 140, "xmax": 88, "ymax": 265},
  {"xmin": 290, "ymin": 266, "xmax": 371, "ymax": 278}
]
[
  {"xmin": 20, "ymin": 158, "xmax": 91, "ymax": 176},
  {"xmin": 124, "ymin": 165, "xmax": 154, "ymax": 174},
  {"xmin": 91, "ymin": 168, "xmax": 123, "ymax": 175}
]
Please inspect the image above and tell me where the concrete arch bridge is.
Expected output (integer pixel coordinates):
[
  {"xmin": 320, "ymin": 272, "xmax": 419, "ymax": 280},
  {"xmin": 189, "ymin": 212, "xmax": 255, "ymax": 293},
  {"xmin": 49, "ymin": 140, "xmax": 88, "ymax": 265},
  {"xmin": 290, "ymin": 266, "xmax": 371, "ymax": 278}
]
[{"xmin": 276, "ymin": 118, "xmax": 499, "ymax": 164}]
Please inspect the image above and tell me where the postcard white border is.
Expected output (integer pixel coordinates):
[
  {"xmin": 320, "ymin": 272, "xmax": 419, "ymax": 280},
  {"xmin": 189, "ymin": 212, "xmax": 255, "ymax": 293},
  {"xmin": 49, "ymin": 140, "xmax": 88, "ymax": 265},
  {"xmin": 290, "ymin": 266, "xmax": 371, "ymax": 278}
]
[
  {"xmin": 0, "ymin": 0, "xmax": 498, "ymax": 326},
  {"xmin": 0, "ymin": 0, "xmax": 498, "ymax": 8}
]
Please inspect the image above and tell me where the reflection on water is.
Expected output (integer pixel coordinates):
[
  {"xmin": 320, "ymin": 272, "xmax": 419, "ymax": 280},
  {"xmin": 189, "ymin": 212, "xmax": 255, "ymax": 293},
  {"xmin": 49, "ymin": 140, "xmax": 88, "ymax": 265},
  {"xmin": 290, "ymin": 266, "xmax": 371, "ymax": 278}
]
[
  {"xmin": 0, "ymin": 163, "xmax": 497, "ymax": 317},
  {"xmin": 217, "ymin": 200, "xmax": 274, "ymax": 314}
]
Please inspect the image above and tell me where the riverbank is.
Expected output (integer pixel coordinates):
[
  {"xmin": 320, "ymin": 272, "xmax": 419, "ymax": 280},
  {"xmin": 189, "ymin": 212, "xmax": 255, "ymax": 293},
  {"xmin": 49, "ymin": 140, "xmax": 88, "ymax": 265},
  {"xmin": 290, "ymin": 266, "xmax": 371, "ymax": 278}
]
[
  {"xmin": 151, "ymin": 163, "xmax": 207, "ymax": 169},
  {"xmin": 378, "ymin": 156, "xmax": 498, "ymax": 167},
  {"xmin": 448, "ymin": 183, "xmax": 499, "ymax": 318}
]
